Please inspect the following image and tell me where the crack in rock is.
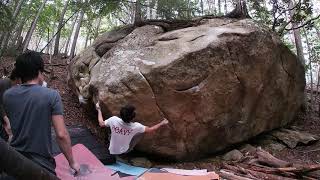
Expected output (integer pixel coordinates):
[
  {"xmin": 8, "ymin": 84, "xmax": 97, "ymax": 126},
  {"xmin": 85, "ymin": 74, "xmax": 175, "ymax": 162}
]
[{"xmin": 137, "ymin": 70, "xmax": 169, "ymax": 121}]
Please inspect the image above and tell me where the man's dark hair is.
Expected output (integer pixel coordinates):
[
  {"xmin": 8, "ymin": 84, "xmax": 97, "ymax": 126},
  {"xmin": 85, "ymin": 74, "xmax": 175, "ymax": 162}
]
[
  {"xmin": 15, "ymin": 51, "xmax": 44, "ymax": 83},
  {"xmin": 9, "ymin": 68, "xmax": 18, "ymax": 80},
  {"xmin": 120, "ymin": 105, "xmax": 136, "ymax": 123}
]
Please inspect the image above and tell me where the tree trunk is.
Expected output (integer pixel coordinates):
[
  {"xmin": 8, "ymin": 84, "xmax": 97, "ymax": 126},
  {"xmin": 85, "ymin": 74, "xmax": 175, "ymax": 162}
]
[
  {"xmin": 134, "ymin": 0, "xmax": 142, "ymax": 26},
  {"xmin": 146, "ymin": 0, "xmax": 151, "ymax": 19},
  {"xmin": 1, "ymin": 0, "xmax": 24, "ymax": 51},
  {"xmin": 22, "ymin": 0, "xmax": 47, "ymax": 52},
  {"xmin": 64, "ymin": 13, "xmax": 78, "ymax": 55},
  {"xmin": 84, "ymin": 30, "xmax": 89, "ymax": 48},
  {"xmin": 224, "ymin": 0, "xmax": 227, "ymax": 14},
  {"xmin": 201, "ymin": 0, "xmax": 204, "ymax": 15},
  {"xmin": 151, "ymin": 0, "xmax": 157, "ymax": 19},
  {"xmin": 0, "ymin": 33, "xmax": 4, "ymax": 48},
  {"xmin": 226, "ymin": 0, "xmax": 250, "ymax": 18},
  {"xmin": 53, "ymin": 0, "xmax": 69, "ymax": 55},
  {"xmin": 10, "ymin": 16, "xmax": 26, "ymax": 48},
  {"xmin": 288, "ymin": 0, "xmax": 305, "ymax": 66},
  {"xmin": 35, "ymin": 36, "xmax": 42, "ymax": 51},
  {"xmin": 69, "ymin": 10, "xmax": 84, "ymax": 58},
  {"xmin": 46, "ymin": 28, "xmax": 50, "ymax": 54},
  {"xmin": 213, "ymin": 0, "xmax": 216, "ymax": 14},
  {"xmin": 303, "ymin": 28, "xmax": 313, "ymax": 112},
  {"xmin": 94, "ymin": 17, "xmax": 102, "ymax": 39},
  {"xmin": 218, "ymin": 0, "xmax": 221, "ymax": 14}
]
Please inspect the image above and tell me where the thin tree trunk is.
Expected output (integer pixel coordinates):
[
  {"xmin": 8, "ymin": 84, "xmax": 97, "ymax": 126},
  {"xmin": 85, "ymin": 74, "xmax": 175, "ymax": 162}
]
[
  {"xmin": 94, "ymin": 17, "xmax": 101, "ymax": 39},
  {"xmin": 224, "ymin": 0, "xmax": 227, "ymax": 14},
  {"xmin": 313, "ymin": 27, "xmax": 320, "ymax": 116},
  {"xmin": 35, "ymin": 36, "xmax": 42, "ymax": 51},
  {"xmin": 146, "ymin": 0, "xmax": 150, "ymax": 19},
  {"xmin": 10, "ymin": 16, "xmax": 26, "ymax": 47},
  {"xmin": 84, "ymin": 30, "xmax": 89, "ymax": 48},
  {"xmin": 213, "ymin": 0, "xmax": 216, "ymax": 14},
  {"xmin": 0, "ymin": 33, "xmax": 4, "ymax": 48},
  {"xmin": 54, "ymin": 0, "xmax": 69, "ymax": 55},
  {"xmin": 46, "ymin": 28, "xmax": 50, "ymax": 54},
  {"xmin": 64, "ymin": 13, "xmax": 78, "ymax": 55},
  {"xmin": 151, "ymin": 0, "xmax": 157, "ymax": 19},
  {"xmin": 69, "ymin": 10, "xmax": 84, "ymax": 58},
  {"xmin": 23, "ymin": 0, "xmax": 47, "ymax": 52},
  {"xmin": 1, "ymin": 0, "xmax": 24, "ymax": 51},
  {"xmin": 134, "ymin": 0, "xmax": 142, "ymax": 25},
  {"xmin": 288, "ymin": 0, "xmax": 305, "ymax": 66},
  {"xmin": 303, "ymin": 28, "xmax": 313, "ymax": 112},
  {"xmin": 218, "ymin": 0, "xmax": 221, "ymax": 14},
  {"xmin": 201, "ymin": 0, "xmax": 204, "ymax": 15}
]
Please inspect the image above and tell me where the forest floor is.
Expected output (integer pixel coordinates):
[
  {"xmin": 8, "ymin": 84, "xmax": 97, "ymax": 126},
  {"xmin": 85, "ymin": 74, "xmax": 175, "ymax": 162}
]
[{"xmin": 1, "ymin": 54, "xmax": 320, "ymax": 171}]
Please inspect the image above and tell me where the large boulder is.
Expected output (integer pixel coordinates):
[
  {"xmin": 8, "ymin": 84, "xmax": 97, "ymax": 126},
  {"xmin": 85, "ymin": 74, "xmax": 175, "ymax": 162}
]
[{"xmin": 68, "ymin": 18, "xmax": 305, "ymax": 160}]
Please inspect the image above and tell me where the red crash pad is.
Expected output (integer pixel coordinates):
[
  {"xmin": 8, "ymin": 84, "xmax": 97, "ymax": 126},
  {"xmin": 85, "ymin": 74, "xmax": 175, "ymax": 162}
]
[{"xmin": 54, "ymin": 144, "xmax": 134, "ymax": 180}]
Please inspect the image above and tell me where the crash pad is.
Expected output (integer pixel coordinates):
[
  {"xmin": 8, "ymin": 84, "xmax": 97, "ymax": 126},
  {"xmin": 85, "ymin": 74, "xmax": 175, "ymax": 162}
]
[
  {"xmin": 54, "ymin": 144, "xmax": 134, "ymax": 180},
  {"xmin": 106, "ymin": 161, "xmax": 148, "ymax": 176},
  {"xmin": 137, "ymin": 172, "xmax": 219, "ymax": 180}
]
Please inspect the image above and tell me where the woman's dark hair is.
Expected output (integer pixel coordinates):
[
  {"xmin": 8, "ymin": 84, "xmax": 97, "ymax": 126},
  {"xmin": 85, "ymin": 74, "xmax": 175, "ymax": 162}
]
[
  {"xmin": 120, "ymin": 105, "xmax": 136, "ymax": 123},
  {"xmin": 15, "ymin": 51, "xmax": 44, "ymax": 83}
]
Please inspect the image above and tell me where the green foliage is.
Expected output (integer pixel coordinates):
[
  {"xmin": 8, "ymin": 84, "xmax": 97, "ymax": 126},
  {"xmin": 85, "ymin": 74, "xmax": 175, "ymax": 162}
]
[
  {"xmin": 0, "ymin": 1, "xmax": 13, "ymax": 32},
  {"xmin": 156, "ymin": 0, "xmax": 200, "ymax": 20}
]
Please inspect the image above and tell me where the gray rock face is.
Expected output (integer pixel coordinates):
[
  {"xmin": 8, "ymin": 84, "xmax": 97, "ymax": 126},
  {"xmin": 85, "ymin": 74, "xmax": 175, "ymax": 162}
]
[{"xmin": 68, "ymin": 18, "xmax": 305, "ymax": 160}]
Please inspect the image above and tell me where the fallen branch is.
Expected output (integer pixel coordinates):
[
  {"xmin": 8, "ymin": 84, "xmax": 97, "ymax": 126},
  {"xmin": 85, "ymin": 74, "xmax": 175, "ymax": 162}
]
[
  {"xmin": 255, "ymin": 147, "xmax": 291, "ymax": 168},
  {"xmin": 277, "ymin": 165, "xmax": 320, "ymax": 174},
  {"xmin": 219, "ymin": 170, "xmax": 255, "ymax": 180}
]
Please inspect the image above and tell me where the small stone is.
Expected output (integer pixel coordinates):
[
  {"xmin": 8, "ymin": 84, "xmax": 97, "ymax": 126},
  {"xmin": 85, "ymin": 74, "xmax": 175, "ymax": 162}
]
[
  {"xmin": 222, "ymin": 149, "xmax": 244, "ymax": 161},
  {"xmin": 239, "ymin": 144, "xmax": 256, "ymax": 154}
]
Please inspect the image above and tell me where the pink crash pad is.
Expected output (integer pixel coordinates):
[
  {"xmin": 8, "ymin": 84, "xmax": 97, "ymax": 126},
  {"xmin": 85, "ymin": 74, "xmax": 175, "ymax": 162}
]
[{"xmin": 54, "ymin": 144, "xmax": 134, "ymax": 180}]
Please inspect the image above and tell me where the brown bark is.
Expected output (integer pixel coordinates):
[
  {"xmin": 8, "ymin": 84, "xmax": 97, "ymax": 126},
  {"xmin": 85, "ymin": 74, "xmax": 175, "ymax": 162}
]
[
  {"xmin": 226, "ymin": 0, "xmax": 250, "ymax": 18},
  {"xmin": 288, "ymin": 0, "xmax": 305, "ymax": 66},
  {"xmin": 54, "ymin": 0, "xmax": 69, "ymax": 55},
  {"xmin": 134, "ymin": 0, "xmax": 142, "ymax": 26},
  {"xmin": 69, "ymin": 10, "xmax": 84, "ymax": 58},
  {"xmin": 23, "ymin": 0, "xmax": 48, "ymax": 52},
  {"xmin": 64, "ymin": 13, "xmax": 78, "ymax": 55},
  {"xmin": 1, "ymin": 0, "xmax": 24, "ymax": 51},
  {"xmin": 303, "ymin": 28, "xmax": 313, "ymax": 112}
]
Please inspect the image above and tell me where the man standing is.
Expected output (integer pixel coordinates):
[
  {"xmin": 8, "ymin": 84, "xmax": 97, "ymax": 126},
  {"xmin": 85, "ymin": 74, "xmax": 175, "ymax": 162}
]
[{"xmin": 3, "ymin": 51, "xmax": 79, "ymax": 175}]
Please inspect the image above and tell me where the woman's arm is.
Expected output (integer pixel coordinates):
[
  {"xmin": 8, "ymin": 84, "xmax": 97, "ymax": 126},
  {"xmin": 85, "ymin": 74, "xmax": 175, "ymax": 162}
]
[
  {"xmin": 96, "ymin": 102, "xmax": 106, "ymax": 127},
  {"xmin": 145, "ymin": 118, "xmax": 169, "ymax": 133}
]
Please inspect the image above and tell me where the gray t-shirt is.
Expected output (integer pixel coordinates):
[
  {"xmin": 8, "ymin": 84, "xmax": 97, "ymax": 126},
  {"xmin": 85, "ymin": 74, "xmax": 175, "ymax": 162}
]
[{"xmin": 3, "ymin": 84, "xmax": 63, "ymax": 158}]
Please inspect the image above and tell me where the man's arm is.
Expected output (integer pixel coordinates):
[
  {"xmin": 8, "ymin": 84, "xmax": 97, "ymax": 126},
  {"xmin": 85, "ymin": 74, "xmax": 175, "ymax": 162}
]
[
  {"xmin": 96, "ymin": 102, "xmax": 107, "ymax": 127},
  {"xmin": 52, "ymin": 115, "xmax": 80, "ymax": 173},
  {"xmin": 145, "ymin": 118, "xmax": 169, "ymax": 134},
  {"xmin": 3, "ymin": 115, "xmax": 13, "ymax": 143}
]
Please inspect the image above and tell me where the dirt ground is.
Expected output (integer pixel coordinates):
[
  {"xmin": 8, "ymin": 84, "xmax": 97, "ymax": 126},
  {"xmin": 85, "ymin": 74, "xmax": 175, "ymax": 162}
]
[{"xmin": 1, "ymin": 54, "xmax": 319, "ymax": 171}]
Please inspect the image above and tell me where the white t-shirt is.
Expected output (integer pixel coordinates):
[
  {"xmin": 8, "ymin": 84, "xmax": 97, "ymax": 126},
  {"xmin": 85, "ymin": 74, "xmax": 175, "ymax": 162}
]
[{"xmin": 105, "ymin": 116, "xmax": 146, "ymax": 155}]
